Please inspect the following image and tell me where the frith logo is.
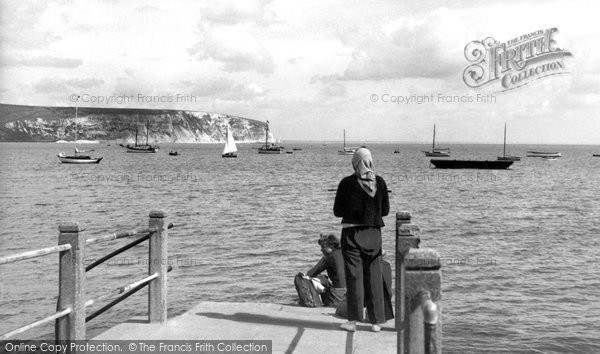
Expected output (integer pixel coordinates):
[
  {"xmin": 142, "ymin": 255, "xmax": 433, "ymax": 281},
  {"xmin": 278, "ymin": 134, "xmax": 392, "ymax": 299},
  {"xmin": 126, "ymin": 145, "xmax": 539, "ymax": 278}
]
[{"xmin": 463, "ymin": 28, "xmax": 572, "ymax": 91}]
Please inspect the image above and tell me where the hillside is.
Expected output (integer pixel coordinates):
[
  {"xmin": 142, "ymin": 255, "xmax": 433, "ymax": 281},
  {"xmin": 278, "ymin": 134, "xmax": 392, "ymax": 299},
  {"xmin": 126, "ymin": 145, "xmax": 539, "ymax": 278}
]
[{"xmin": 0, "ymin": 104, "xmax": 267, "ymax": 143}]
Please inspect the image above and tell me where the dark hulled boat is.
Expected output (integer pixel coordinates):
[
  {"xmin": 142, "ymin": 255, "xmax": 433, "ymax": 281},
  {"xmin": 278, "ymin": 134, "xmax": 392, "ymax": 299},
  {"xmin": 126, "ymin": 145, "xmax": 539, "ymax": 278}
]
[
  {"xmin": 430, "ymin": 159, "xmax": 513, "ymax": 169},
  {"xmin": 58, "ymin": 152, "xmax": 103, "ymax": 164},
  {"xmin": 122, "ymin": 118, "xmax": 158, "ymax": 153},
  {"xmin": 258, "ymin": 120, "xmax": 283, "ymax": 154}
]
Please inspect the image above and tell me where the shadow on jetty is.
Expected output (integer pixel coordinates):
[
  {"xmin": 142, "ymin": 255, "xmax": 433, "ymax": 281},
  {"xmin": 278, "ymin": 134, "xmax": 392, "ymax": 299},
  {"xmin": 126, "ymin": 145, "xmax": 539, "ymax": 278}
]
[
  {"xmin": 195, "ymin": 310, "xmax": 395, "ymax": 332},
  {"xmin": 196, "ymin": 311, "xmax": 361, "ymax": 354}
]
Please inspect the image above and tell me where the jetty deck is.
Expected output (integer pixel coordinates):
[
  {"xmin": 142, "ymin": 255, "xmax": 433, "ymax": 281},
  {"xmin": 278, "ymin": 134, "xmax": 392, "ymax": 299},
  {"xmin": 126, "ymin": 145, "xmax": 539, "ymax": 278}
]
[
  {"xmin": 93, "ymin": 301, "xmax": 397, "ymax": 353},
  {"xmin": 2, "ymin": 211, "xmax": 439, "ymax": 353}
]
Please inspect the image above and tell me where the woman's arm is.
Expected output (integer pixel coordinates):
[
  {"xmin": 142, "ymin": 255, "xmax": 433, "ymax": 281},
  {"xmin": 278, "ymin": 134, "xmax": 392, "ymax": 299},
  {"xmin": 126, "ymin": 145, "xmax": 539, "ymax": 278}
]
[
  {"xmin": 307, "ymin": 256, "xmax": 327, "ymax": 277},
  {"xmin": 333, "ymin": 178, "xmax": 347, "ymax": 217},
  {"xmin": 380, "ymin": 177, "xmax": 390, "ymax": 217}
]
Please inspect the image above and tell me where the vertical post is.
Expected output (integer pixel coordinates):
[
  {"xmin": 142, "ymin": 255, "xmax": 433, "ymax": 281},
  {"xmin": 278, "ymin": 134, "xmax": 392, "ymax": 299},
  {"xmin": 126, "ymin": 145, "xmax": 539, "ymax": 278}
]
[
  {"xmin": 405, "ymin": 249, "xmax": 441, "ymax": 354},
  {"xmin": 396, "ymin": 212, "xmax": 420, "ymax": 354},
  {"xmin": 56, "ymin": 222, "xmax": 86, "ymax": 342},
  {"xmin": 148, "ymin": 211, "xmax": 168, "ymax": 323}
]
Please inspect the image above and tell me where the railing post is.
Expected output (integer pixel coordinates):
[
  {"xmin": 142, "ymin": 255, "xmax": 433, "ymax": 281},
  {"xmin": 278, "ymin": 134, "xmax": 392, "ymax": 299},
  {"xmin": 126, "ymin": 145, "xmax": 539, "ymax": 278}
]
[
  {"xmin": 405, "ymin": 249, "xmax": 441, "ymax": 354},
  {"xmin": 148, "ymin": 211, "xmax": 168, "ymax": 323},
  {"xmin": 56, "ymin": 222, "xmax": 86, "ymax": 342},
  {"xmin": 396, "ymin": 212, "xmax": 420, "ymax": 354}
]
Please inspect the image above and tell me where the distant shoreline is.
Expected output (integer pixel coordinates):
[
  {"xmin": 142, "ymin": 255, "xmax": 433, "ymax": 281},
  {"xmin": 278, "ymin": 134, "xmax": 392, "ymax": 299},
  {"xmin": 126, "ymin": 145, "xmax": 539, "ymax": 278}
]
[{"xmin": 0, "ymin": 141, "xmax": 598, "ymax": 146}]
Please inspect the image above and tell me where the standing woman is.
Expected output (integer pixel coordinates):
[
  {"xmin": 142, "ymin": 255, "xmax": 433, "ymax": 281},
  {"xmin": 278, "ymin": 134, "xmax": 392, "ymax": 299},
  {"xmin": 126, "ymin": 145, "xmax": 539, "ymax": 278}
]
[{"xmin": 334, "ymin": 147, "xmax": 389, "ymax": 332}]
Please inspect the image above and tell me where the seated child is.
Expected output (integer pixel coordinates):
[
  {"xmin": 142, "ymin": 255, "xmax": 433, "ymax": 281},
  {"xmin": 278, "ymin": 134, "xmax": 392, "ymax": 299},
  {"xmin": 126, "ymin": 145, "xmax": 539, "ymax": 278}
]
[{"xmin": 294, "ymin": 233, "xmax": 346, "ymax": 307}]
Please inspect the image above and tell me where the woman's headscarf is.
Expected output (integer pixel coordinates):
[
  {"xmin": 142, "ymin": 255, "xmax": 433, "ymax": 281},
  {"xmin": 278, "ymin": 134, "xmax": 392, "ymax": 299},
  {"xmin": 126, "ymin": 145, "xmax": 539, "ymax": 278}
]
[{"xmin": 352, "ymin": 147, "xmax": 377, "ymax": 197}]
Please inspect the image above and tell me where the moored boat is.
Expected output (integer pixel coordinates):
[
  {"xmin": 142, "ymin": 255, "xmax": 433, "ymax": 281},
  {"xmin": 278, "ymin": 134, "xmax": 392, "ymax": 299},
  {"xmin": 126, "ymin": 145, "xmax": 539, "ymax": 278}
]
[
  {"xmin": 338, "ymin": 129, "xmax": 359, "ymax": 155},
  {"xmin": 168, "ymin": 115, "xmax": 178, "ymax": 156},
  {"xmin": 57, "ymin": 100, "xmax": 103, "ymax": 163},
  {"xmin": 423, "ymin": 124, "xmax": 450, "ymax": 157},
  {"xmin": 122, "ymin": 118, "xmax": 158, "ymax": 153},
  {"xmin": 57, "ymin": 152, "xmax": 103, "ymax": 164},
  {"xmin": 430, "ymin": 159, "xmax": 513, "ymax": 169},
  {"xmin": 526, "ymin": 151, "xmax": 561, "ymax": 158},
  {"xmin": 123, "ymin": 144, "xmax": 157, "ymax": 153},
  {"xmin": 258, "ymin": 121, "xmax": 283, "ymax": 154},
  {"xmin": 497, "ymin": 123, "xmax": 521, "ymax": 161},
  {"xmin": 425, "ymin": 149, "xmax": 451, "ymax": 157}
]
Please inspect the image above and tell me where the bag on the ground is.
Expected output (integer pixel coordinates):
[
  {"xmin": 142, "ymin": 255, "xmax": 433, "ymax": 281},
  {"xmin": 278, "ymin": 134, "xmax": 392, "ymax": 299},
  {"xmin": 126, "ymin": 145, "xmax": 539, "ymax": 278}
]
[
  {"xmin": 294, "ymin": 273, "xmax": 324, "ymax": 307},
  {"xmin": 335, "ymin": 298, "xmax": 348, "ymax": 318}
]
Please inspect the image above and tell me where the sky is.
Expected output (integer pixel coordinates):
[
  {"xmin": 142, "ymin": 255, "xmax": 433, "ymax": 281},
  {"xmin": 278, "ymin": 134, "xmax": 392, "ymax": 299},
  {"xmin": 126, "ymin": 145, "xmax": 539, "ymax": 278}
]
[{"xmin": 0, "ymin": 0, "xmax": 599, "ymax": 144}]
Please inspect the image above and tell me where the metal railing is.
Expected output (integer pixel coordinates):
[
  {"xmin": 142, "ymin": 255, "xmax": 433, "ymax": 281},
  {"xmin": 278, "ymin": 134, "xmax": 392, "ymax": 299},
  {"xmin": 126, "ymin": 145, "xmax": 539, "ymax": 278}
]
[
  {"xmin": 395, "ymin": 212, "xmax": 442, "ymax": 354},
  {"xmin": 0, "ymin": 210, "xmax": 173, "ymax": 344}
]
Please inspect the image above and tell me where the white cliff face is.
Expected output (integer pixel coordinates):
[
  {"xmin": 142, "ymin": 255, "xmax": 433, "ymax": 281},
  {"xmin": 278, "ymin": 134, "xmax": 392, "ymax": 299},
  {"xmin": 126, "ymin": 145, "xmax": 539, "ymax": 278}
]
[{"xmin": 0, "ymin": 105, "xmax": 267, "ymax": 143}]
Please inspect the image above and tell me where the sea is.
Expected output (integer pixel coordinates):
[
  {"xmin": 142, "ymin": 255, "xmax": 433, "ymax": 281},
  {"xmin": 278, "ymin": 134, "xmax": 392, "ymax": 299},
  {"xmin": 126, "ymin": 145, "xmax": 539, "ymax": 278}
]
[{"xmin": 0, "ymin": 142, "xmax": 599, "ymax": 353}]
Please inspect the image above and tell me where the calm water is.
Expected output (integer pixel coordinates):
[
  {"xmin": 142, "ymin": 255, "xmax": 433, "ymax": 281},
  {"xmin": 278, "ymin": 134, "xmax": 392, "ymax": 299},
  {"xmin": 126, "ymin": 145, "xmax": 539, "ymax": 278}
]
[{"xmin": 1, "ymin": 142, "xmax": 599, "ymax": 353}]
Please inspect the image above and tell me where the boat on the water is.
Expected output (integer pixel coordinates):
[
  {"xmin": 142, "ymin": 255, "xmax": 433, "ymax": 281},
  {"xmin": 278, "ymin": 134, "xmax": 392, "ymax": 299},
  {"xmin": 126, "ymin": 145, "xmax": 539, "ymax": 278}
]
[
  {"xmin": 121, "ymin": 118, "xmax": 158, "ymax": 153},
  {"xmin": 258, "ymin": 121, "xmax": 283, "ymax": 154},
  {"xmin": 338, "ymin": 129, "xmax": 359, "ymax": 155},
  {"xmin": 423, "ymin": 124, "xmax": 450, "ymax": 157},
  {"xmin": 430, "ymin": 159, "xmax": 513, "ymax": 169},
  {"xmin": 58, "ymin": 101, "xmax": 103, "ymax": 164},
  {"xmin": 57, "ymin": 152, "xmax": 103, "ymax": 164},
  {"xmin": 526, "ymin": 151, "xmax": 561, "ymax": 158},
  {"xmin": 222, "ymin": 125, "xmax": 238, "ymax": 158},
  {"xmin": 497, "ymin": 123, "xmax": 521, "ymax": 161},
  {"xmin": 168, "ymin": 115, "xmax": 178, "ymax": 156},
  {"xmin": 594, "ymin": 154, "xmax": 600, "ymax": 157}
]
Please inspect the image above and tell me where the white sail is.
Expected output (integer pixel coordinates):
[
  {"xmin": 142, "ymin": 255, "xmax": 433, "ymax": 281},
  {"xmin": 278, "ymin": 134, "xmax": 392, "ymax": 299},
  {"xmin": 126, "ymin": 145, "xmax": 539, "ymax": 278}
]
[
  {"xmin": 267, "ymin": 131, "xmax": 276, "ymax": 144},
  {"xmin": 222, "ymin": 126, "xmax": 237, "ymax": 154}
]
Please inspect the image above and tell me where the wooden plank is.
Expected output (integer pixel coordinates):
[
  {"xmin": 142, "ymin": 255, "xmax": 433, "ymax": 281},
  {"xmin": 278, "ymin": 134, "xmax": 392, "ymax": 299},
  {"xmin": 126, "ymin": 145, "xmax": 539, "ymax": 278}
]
[
  {"xmin": 0, "ymin": 308, "xmax": 71, "ymax": 340},
  {"xmin": 85, "ymin": 227, "xmax": 156, "ymax": 245},
  {"xmin": 0, "ymin": 244, "xmax": 71, "ymax": 265}
]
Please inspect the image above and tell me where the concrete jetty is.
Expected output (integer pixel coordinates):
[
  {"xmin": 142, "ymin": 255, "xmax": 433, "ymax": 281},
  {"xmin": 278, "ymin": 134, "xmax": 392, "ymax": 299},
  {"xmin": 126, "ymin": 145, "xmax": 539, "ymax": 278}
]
[
  {"xmin": 94, "ymin": 302, "xmax": 397, "ymax": 353},
  {"xmin": 2, "ymin": 211, "xmax": 440, "ymax": 353}
]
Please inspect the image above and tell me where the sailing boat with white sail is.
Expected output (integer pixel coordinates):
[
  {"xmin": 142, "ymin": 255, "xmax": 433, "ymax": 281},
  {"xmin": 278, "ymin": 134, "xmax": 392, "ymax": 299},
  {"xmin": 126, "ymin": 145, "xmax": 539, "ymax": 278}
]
[{"xmin": 222, "ymin": 125, "xmax": 238, "ymax": 158}]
